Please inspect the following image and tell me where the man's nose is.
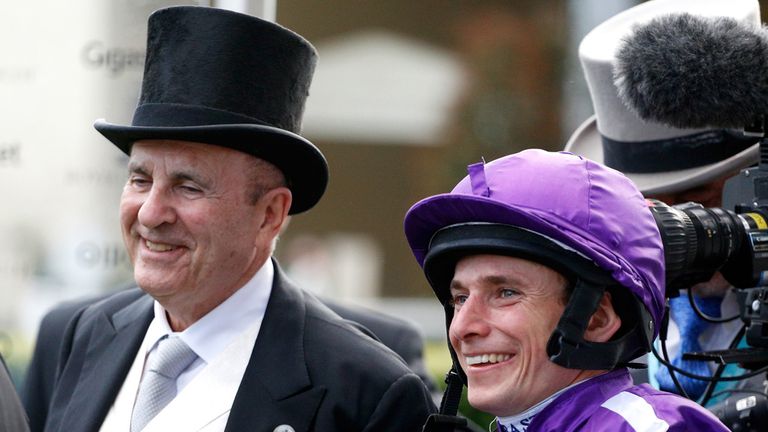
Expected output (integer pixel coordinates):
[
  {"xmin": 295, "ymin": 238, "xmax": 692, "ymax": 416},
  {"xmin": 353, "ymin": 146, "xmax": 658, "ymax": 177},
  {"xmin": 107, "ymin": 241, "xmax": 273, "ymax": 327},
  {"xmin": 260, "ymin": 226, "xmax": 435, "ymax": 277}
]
[
  {"xmin": 137, "ymin": 186, "xmax": 176, "ymax": 228},
  {"xmin": 450, "ymin": 296, "xmax": 491, "ymax": 341}
]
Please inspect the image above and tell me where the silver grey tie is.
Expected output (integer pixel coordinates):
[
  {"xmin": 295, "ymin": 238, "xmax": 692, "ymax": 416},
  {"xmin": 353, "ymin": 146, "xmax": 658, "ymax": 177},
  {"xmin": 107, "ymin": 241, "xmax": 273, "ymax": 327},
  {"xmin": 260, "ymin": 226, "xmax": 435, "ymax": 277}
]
[{"xmin": 130, "ymin": 336, "xmax": 198, "ymax": 432}]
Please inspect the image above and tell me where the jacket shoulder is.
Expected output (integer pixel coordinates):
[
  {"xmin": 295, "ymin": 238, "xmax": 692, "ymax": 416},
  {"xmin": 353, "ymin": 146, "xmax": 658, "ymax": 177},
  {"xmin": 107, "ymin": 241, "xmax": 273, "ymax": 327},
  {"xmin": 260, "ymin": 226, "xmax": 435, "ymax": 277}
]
[
  {"xmin": 300, "ymin": 293, "xmax": 436, "ymax": 429},
  {"xmin": 304, "ymin": 296, "xmax": 414, "ymax": 376}
]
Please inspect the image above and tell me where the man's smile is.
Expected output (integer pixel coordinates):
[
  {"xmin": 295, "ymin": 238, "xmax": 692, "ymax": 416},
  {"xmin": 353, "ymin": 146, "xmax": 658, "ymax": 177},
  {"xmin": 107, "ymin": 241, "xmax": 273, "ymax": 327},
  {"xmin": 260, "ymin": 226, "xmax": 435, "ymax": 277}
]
[
  {"xmin": 465, "ymin": 353, "xmax": 513, "ymax": 366},
  {"xmin": 145, "ymin": 239, "xmax": 178, "ymax": 252}
]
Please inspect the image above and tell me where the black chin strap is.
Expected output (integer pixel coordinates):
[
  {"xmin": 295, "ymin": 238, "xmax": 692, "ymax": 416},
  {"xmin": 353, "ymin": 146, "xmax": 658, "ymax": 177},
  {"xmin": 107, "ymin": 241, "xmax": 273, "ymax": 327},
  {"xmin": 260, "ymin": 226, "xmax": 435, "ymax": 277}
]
[
  {"xmin": 547, "ymin": 279, "xmax": 606, "ymax": 369},
  {"xmin": 439, "ymin": 366, "xmax": 464, "ymax": 416},
  {"xmin": 421, "ymin": 366, "xmax": 473, "ymax": 432},
  {"xmin": 547, "ymin": 279, "xmax": 652, "ymax": 370}
]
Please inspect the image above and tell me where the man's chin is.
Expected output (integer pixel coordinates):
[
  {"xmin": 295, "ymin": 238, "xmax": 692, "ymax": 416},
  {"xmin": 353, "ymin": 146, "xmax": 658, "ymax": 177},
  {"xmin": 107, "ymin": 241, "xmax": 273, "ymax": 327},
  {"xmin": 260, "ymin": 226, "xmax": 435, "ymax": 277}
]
[
  {"xmin": 467, "ymin": 388, "xmax": 510, "ymax": 418},
  {"xmin": 134, "ymin": 272, "xmax": 182, "ymax": 296}
]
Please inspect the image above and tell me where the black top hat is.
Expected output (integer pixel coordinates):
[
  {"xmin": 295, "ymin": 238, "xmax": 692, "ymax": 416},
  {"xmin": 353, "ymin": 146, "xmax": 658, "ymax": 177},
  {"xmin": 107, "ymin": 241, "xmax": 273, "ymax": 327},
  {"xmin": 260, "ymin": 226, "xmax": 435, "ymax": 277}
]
[{"xmin": 95, "ymin": 6, "xmax": 328, "ymax": 214}]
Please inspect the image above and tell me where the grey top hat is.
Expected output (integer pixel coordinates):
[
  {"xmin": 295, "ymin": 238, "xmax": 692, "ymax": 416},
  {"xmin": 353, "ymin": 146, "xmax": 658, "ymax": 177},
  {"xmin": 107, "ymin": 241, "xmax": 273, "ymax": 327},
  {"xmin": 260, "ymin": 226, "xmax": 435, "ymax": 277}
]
[
  {"xmin": 565, "ymin": 0, "xmax": 761, "ymax": 195},
  {"xmin": 95, "ymin": 6, "xmax": 328, "ymax": 215}
]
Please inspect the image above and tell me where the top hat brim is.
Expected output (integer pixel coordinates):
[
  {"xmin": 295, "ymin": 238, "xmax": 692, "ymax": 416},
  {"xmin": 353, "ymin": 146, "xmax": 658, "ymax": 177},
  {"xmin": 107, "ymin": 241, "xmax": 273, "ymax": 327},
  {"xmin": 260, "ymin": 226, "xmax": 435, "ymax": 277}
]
[
  {"xmin": 95, "ymin": 119, "xmax": 328, "ymax": 215},
  {"xmin": 565, "ymin": 115, "xmax": 759, "ymax": 195}
]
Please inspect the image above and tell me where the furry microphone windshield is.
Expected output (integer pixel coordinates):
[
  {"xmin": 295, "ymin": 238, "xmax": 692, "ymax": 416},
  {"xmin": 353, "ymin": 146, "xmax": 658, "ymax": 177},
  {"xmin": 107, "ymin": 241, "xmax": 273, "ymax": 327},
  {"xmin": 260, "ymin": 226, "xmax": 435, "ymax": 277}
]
[{"xmin": 614, "ymin": 13, "xmax": 768, "ymax": 130}]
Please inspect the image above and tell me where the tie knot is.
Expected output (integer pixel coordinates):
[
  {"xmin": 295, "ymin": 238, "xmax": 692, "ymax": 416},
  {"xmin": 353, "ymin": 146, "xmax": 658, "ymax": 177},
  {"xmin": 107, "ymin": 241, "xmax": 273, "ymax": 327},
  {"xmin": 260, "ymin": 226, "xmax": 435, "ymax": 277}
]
[{"xmin": 146, "ymin": 336, "xmax": 198, "ymax": 380}]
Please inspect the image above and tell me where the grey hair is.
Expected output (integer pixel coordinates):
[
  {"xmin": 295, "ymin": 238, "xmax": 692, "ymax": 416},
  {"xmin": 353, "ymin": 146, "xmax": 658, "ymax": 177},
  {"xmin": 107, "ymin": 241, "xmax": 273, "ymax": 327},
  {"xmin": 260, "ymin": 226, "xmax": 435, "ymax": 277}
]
[{"xmin": 247, "ymin": 158, "xmax": 288, "ymax": 205}]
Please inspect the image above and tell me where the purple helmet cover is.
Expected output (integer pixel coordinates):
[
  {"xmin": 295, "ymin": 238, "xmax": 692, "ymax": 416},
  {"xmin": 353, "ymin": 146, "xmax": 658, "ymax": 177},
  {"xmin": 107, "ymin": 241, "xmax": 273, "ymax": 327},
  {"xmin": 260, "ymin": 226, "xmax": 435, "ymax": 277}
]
[{"xmin": 404, "ymin": 149, "xmax": 665, "ymax": 335}]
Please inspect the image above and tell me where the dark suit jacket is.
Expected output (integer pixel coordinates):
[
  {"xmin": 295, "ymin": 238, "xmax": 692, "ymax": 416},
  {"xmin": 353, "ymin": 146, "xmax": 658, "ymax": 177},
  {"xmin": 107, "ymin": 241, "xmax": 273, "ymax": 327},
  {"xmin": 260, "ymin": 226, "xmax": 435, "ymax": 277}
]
[
  {"xmin": 24, "ymin": 285, "xmax": 436, "ymax": 432},
  {"xmin": 1, "ymin": 354, "xmax": 29, "ymax": 432},
  {"xmin": 34, "ymin": 262, "xmax": 434, "ymax": 431},
  {"xmin": 322, "ymin": 300, "xmax": 437, "ymax": 394}
]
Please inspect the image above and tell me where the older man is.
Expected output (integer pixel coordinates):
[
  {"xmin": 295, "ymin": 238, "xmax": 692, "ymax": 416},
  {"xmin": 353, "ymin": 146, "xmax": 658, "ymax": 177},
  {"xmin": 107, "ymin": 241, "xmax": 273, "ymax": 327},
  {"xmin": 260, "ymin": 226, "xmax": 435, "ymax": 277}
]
[
  {"xmin": 404, "ymin": 149, "xmax": 728, "ymax": 431},
  {"xmin": 35, "ymin": 6, "xmax": 433, "ymax": 432}
]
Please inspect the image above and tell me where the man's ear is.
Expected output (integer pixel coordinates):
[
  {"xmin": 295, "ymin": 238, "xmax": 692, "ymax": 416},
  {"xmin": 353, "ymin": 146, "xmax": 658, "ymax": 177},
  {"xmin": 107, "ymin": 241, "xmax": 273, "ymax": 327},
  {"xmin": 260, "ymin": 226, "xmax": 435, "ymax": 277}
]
[
  {"xmin": 584, "ymin": 291, "xmax": 621, "ymax": 343},
  {"xmin": 257, "ymin": 186, "xmax": 292, "ymax": 237}
]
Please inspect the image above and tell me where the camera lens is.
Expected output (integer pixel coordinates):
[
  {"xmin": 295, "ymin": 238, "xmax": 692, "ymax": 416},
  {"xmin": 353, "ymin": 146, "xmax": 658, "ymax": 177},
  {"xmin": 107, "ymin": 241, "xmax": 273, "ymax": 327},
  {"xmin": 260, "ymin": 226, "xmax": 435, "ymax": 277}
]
[{"xmin": 647, "ymin": 200, "xmax": 768, "ymax": 294}]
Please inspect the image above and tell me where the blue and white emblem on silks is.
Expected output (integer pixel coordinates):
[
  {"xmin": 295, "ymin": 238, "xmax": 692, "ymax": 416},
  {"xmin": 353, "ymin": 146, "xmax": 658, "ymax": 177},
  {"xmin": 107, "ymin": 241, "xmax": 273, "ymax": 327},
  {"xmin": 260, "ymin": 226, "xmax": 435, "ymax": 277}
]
[{"xmin": 498, "ymin": 414, "xmax": 534, "ymax": 432}]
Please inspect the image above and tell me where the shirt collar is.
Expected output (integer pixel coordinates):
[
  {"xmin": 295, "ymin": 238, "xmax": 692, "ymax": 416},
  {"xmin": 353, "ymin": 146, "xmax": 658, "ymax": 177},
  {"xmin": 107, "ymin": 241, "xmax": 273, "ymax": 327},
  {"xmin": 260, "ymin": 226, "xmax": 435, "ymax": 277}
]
[
  {"xmin": 144, "ymin": 259, "xmax": 274, "ymax": 363},
  {"xmin": 496, "ymin": 375, "xmax": 596, "ymax": 432}
]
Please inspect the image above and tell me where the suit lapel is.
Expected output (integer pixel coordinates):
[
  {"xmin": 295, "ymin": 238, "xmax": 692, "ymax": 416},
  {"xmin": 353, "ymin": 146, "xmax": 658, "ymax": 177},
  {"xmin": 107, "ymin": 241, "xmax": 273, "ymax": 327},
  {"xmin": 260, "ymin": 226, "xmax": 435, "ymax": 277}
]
[
  {"xmin": 225, "ymin": 261, "xmax": 326, "ymax": 432},
  {"xmin": 56, "ymin": 293, "xmax": 153, "ymax": 432}
]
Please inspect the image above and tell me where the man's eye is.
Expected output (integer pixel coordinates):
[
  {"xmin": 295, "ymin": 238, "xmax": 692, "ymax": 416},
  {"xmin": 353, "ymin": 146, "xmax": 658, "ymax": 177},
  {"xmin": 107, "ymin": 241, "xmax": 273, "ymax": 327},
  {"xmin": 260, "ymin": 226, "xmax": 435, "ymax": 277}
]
[
  {"xmin": 500, "ymin": 289, "xmax": 518, "ymax": 298},
  {"xmin": 450, "ymin": 294, "xmax": 468, "ymax": 308},
  {"xmin": 129, "ymin": 177, "xmax": 150, "ymax": 187},
  {"xmin": 180, "ymin": 185, "xmax": 202, "ymax": 193}
]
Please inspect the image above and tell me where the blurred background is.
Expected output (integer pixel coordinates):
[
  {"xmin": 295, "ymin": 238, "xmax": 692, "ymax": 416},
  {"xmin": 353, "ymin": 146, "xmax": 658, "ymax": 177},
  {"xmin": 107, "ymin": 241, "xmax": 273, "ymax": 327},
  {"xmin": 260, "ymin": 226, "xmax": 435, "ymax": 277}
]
[{"xmin": 3, "ymin": 0, "xmax": 750, "ymax": 423}]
